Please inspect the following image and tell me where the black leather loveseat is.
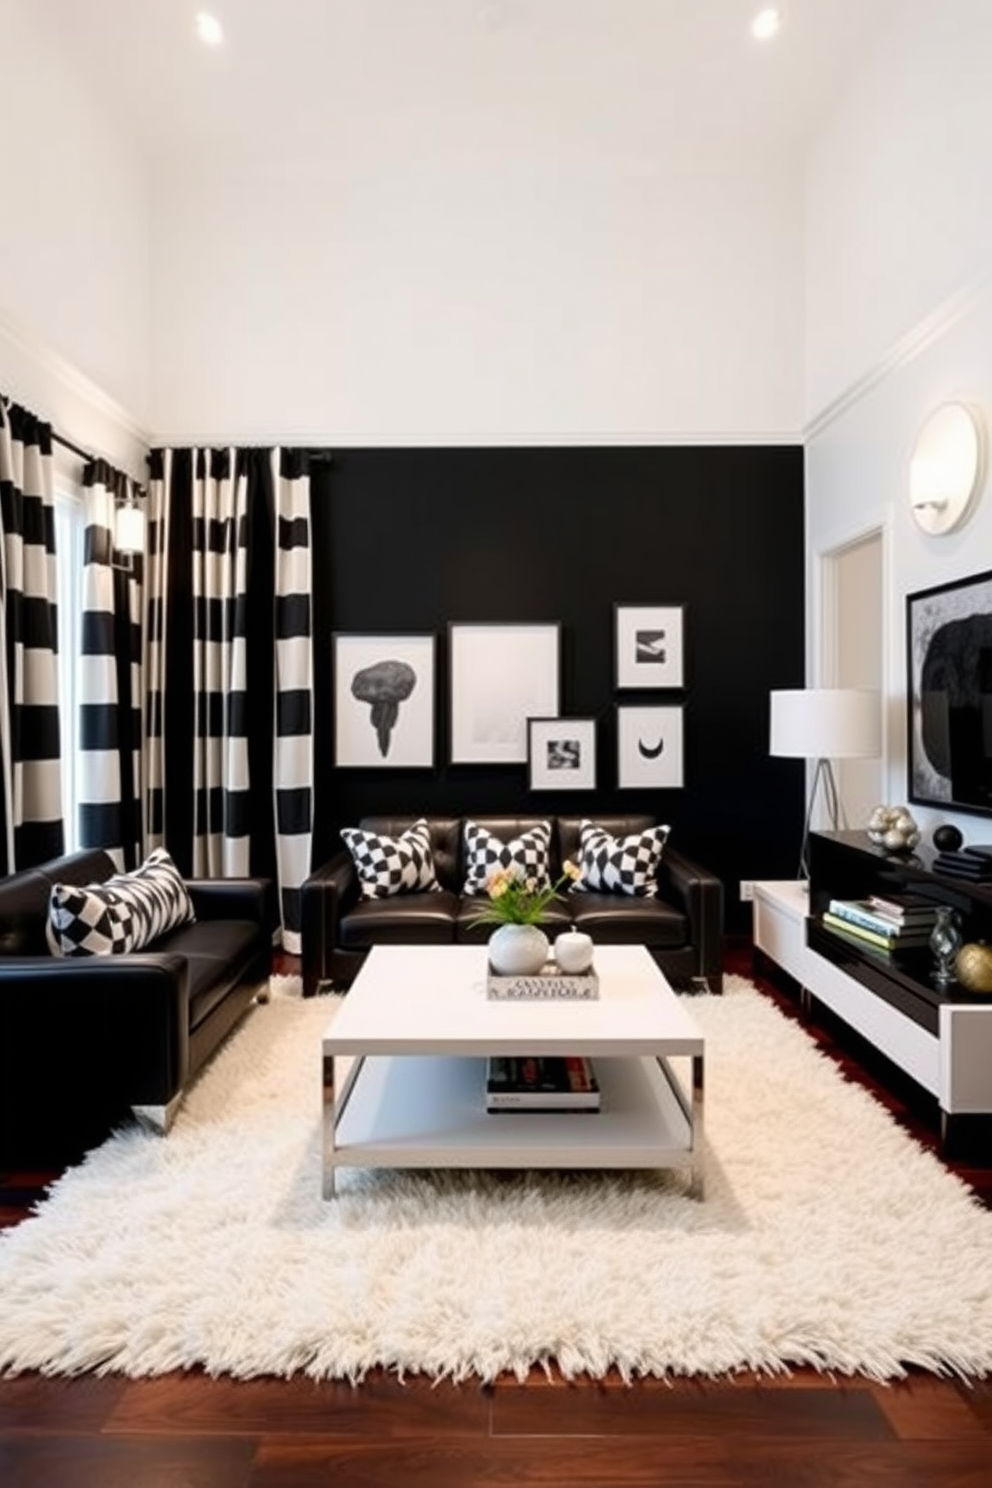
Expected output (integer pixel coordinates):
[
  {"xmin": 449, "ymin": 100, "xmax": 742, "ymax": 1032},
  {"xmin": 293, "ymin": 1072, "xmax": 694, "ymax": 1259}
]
[
  {"xmin": 0, "ymin": 848, "xmax": 274, "ymax": 1164},
  {"xmin": 301, "ymin": 814, "xmax": 723, "ymax": 997}
]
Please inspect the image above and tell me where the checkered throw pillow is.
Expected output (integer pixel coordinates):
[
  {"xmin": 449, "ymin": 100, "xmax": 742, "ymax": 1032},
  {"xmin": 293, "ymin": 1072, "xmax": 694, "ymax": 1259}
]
[
  {"xmin": 573, "ymin": 820, "xmax": 670, "ymax": 897},
  {"xmin": 341, "ymin": 818, "xmax": 440, "ymax": 899},
  {"xmin": 47, "ymin": 848, "xmax": 196, "ymax": 957},
  {"xmin": 462, "ymin": 820, "xmax": 553, "ymax": 895}
]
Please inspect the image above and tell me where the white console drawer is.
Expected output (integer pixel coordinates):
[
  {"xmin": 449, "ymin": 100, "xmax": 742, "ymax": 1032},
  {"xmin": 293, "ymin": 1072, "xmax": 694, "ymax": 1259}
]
[
  {"xmin": 806, "ymin": 947, "xmax": 940, "ymax": 1097},
  {"xmin": 752, "ymin": 881, "xmax": 811, "ymax": 988}
]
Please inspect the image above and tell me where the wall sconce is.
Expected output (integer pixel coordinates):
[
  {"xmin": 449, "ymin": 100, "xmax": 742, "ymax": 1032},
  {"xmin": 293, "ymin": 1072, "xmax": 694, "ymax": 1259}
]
[
  {"xmin": 114, "ymin": 488, "xmax": 146, "ymax": 559},
  {"xmin": 909, "ymin": 401, "xmax": 984, "ymax": 535}
]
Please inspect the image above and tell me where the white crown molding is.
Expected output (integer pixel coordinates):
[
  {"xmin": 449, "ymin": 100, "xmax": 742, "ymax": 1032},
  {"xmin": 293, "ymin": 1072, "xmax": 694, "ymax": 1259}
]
[
  {"xmin": 148, "ymin": 427, "xmax": 804, "ymax": 450},
  {"xmin": 0, "ymin": 308, "xmax": 149, "ymax": 452},
  {"xmin": 804, "ymin": 266, "xmax": 992, "ymax": 445}
]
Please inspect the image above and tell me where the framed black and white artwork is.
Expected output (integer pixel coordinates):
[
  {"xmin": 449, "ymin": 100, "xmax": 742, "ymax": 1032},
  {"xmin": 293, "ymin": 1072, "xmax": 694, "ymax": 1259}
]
[
  {"xmin": 528, "ymin": 717, "xmax": 596, "ymax": 791},
  {"xmin": 449, "ymin": 623, "xmax": 560, "ymax": 764},
  {"xmin": 616, "ymin": 704, "xmax": 684, "ymax": 789},
  {"xmin": 614, "ymin": 604, "xmax": 685, "ymax": 689},
  {"xmin": 333, "ymin": 633, "xmax": 435, "ymax": 768},
  {"xmin": 906, "ymin": 568, "xmax": 992, "ymax": 815}
]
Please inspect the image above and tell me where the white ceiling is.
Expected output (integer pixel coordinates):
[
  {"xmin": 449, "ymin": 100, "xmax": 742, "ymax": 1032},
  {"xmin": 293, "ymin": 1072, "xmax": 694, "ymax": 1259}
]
[{"xmin": 45, "ymin": 0, "xmax": 898, "ymax": 168}]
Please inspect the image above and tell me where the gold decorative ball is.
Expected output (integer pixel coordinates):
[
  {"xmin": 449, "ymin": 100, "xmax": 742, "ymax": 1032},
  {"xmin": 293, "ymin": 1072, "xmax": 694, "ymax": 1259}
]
[{"xmin": 954, "ymin": 942, "xmax": 992, "ymax": 995}]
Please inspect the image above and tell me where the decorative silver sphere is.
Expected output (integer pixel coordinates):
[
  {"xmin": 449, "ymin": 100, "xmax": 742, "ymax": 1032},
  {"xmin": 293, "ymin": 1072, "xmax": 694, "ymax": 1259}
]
[{"xmin": 867, "ymin": 804, "xmax": 920, "ymax": 852}]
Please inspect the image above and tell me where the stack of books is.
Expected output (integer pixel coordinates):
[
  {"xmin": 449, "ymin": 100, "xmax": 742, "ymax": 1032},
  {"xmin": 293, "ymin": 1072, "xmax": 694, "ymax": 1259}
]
[
  {"xmin": 932, "ymin": 846, "xmax": 992, "ymax": 883},
  {"xmin": 821, "ymin": 892, "xmax": 941, "ymax": 953},
  {"xmin": 485, "ymin": 1055, "xmax": 601, "ymax": 1112}
]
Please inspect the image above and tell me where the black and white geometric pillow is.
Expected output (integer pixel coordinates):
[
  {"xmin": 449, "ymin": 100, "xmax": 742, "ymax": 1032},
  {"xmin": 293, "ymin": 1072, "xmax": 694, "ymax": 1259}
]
[
  {"xmin": 462, "ymin": 820, "xmax": 553, "ymax": 895},
  {"xmin": 573, "ymin": 820, "xmax": 670, "ymax": 897},
  {"xmin": 47, "ymin": 848, "xmax": 196, "ymax": 957},
  {"xmin": 341, "ymin": 818, "xmax": 440, "ymax": 900}
]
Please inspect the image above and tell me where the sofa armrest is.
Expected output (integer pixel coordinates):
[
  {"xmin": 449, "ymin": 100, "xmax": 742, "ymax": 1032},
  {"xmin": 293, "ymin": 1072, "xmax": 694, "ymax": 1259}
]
[
  {"xmin": 657, "ymin": 847, "xmax": 725, "ymax": 990},
  {"xmin": 301, "ymin": 849, "xmax": 359, "ymax": 996},
  {"xmin": 0, "ymin": 953, "xmax": 191, "ymax": 1106},
  {"xmin": 185, "ymin": 877, "xmax": 275, "ymax": 931}
]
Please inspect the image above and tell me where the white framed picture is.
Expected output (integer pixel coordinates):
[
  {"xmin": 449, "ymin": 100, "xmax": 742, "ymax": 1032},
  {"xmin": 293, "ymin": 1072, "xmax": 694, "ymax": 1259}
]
[
  {"xmin": 616, "ymin": 704, "xmax": 683, "ymax": 789},
  {"xmin": 449, "ymin": 623, "xmax": 560, "ymax": 764},
  {"xmin": 528, "ymin": 717, "xmax": 596, "ymax": 791},
  {"xmin": 333, "ymin": 633, "xmax": 435, "ymax": 768},
  {"xmin": 614, "ymin": 603, "xmax": 685, "ymax": 689}
]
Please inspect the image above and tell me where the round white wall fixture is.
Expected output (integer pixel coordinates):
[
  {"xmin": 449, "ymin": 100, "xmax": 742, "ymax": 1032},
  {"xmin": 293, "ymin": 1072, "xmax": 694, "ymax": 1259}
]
[{"xmin": 908, "ymin": 401, "xmax": 984, "ymax": 535}]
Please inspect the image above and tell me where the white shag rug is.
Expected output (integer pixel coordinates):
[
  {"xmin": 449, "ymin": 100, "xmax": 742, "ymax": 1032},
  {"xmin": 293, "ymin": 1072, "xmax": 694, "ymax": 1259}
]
[{"xmin": 2, "ymin": 974, "xmax": 991, "ymax": 1384}]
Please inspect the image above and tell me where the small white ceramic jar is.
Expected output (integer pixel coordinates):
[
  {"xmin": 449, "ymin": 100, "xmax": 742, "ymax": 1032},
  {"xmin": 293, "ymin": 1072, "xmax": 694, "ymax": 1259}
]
[{"xmin": 554, "ymin": 927, "xmax": 594, "ymax": 974}]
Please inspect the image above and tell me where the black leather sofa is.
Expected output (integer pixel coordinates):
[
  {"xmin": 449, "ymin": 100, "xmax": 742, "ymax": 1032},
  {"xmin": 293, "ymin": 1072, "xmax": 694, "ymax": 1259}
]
[
  {"xmin": 0, "ymin": 848, "xmax": 274, "ymax": 1164},
  {"xmin": 301, "ymin": 814, "xmax": 723, "ymax": 998}
]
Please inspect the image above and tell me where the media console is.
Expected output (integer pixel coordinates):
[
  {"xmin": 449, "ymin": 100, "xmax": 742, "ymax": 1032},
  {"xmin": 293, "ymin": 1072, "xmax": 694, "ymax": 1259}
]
[{"xmin": 754, "ymin": 831, "xmax": 992, "ymax": 1155}]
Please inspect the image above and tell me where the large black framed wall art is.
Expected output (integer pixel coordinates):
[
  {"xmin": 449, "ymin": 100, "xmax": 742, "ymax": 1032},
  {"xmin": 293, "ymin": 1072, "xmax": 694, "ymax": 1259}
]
[
  {"xmin": 333, "ymin": 632, "xmax": 435, "ymax": 768},
  {"xmin": 449, "ymin": 622, "xmax": 560, "ymax": 764},
  {"xmin": 906, "ymin": 568, "xmax": 992, "ymax": 816}
]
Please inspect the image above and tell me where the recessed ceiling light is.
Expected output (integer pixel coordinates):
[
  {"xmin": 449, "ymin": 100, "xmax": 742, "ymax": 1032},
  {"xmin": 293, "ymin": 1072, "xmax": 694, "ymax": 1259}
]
[
  {"xmin": 195, "ymin": 11, "xmax": 224, "ymax": 47},
  {"xmin": 751, "ymin": 7, "xmax": 783, "ymax": 42}
]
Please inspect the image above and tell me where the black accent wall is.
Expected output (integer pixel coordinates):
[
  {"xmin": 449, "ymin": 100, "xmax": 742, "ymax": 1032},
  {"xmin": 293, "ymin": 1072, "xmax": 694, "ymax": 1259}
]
[{"xmin": 310, "ymin": 445, "xmax": 806, "ymax": 933}]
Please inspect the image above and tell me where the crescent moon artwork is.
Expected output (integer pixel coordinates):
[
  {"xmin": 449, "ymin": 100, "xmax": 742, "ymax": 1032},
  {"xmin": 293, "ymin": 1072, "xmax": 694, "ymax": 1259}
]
[{"xmin": 617, "ymin": 705, "xmax": 683, "ymax": 789}]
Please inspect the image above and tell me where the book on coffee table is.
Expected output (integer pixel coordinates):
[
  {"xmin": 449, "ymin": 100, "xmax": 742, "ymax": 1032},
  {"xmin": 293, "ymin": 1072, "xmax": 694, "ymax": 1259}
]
[{"xmin": 485, "ymin": 1055, "xmax": 601, "ymax": 1112}]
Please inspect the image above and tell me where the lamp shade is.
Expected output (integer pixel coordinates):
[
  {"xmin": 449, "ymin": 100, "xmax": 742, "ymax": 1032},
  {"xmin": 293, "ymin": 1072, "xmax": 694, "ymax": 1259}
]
[{"xmin": 769, "ymin": 688, "xmax": 881, "ymax": 760}]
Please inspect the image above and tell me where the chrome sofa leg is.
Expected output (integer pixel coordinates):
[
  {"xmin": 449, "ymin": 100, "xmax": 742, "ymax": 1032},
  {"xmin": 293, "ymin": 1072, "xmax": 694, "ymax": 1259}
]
[{"xmin": 132, "ymin": 1091, "xmax": 183, "ymax": 1135}]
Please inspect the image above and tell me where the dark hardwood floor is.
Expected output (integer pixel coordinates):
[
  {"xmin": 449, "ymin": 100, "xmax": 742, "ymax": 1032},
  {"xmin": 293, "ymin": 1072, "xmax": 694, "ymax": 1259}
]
[{"xmin": 2, "ymin": 942, "xmax": 990, "ymax": 1488}]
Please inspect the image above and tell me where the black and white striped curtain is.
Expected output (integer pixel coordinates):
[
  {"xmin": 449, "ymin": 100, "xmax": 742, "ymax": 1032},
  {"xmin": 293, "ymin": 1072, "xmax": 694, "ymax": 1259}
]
[
  {"xmin": 144, "ymin": 446, "xmax": 313, "ymax": 951},
  {"xmin": 0, "ymin": 399, "xmax": 64, "ymax": 874},
  {"xmin": 78, "ymin": 460, "xmax": 143, "ymax": 870}
]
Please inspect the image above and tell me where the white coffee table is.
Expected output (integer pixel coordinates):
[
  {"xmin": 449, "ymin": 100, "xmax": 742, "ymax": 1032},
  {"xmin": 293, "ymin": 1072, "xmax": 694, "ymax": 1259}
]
[{"xmin": 321, "ymin": 943, "xmax": 705, "ymax": 1199}]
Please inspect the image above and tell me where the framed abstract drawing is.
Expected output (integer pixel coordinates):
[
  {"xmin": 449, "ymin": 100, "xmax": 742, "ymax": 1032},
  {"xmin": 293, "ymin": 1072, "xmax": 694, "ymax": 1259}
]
[
  {"xmin": 333, "ymin": 632, "xmax": 435, "ymax": 768},
  {"xmin": 614, "ymin": 604, "xmax": 685, "ymax": 689},
  {"xmin": 528, "ymin": 717, "xmax": 596, "ymax": 791},
  {"xmin": 449, "ymin": 623, "xmax": 560, "ymax": 764},
  {"xmin": 616, "ymin": 704, "xmax": 684, "ymax": 789},
  {"xmin": 906, "ymin": 569, "xmax": 992, "ymax": 815}
]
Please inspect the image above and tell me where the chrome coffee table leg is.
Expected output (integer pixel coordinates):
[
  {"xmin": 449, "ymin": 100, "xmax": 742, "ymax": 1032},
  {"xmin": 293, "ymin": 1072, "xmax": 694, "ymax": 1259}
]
[
  {"xmin": 322, "ymin": 1050, "xmax": 336, "ymax": 1199},
  {"xmin": 689, "ymin": 1052, "xmax": 705, "ymax": 1199},
  {"xmin": 322, "ymin": 1053, "xmax": 365, "ymax": 1199}
]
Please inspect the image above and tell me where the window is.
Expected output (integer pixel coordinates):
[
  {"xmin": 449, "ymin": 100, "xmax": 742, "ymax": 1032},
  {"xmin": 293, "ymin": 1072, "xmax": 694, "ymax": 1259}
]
[{"xmin": 54, "ymin": 490, "xmax": 83, "ymax": 851}]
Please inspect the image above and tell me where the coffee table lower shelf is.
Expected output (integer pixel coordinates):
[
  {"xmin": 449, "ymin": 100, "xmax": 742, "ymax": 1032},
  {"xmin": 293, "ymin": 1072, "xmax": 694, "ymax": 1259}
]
[{"xmin": 322, "ymin": 1053, "xmax": 703, "ymax": 1198}]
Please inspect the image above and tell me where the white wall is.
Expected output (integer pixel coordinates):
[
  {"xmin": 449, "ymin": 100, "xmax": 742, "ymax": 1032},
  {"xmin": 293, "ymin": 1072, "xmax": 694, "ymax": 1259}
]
[
  {"xmin": 0, "ymin": 0, "xmax": 149, "ymax": 474},
  {"xmin": 0, "ymin": 1, "xmax": 808, "ymax": 451},
  {"xmin": 805, "ymin": 0, "xmax": 992, "ymax": 426},
  {"xmin": 805, "ymin": 0, "xmax": 992, "ymax": 844},
  {"xmin": 149, "ymin": 152, "xmax": 803, "ymax": 446}
]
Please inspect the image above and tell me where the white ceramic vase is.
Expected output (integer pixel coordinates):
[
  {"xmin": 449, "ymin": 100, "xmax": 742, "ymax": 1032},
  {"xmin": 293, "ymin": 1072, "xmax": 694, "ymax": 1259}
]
[{"xmin": 488, "ymin": 923, "xmax": 550, "ymax": 976}]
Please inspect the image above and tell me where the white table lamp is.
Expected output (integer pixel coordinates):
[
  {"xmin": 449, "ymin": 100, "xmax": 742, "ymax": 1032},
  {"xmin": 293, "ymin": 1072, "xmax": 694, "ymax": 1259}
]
[{"xmin": 770, "ymin": 688, "xmax": 881, "ymax": 879}]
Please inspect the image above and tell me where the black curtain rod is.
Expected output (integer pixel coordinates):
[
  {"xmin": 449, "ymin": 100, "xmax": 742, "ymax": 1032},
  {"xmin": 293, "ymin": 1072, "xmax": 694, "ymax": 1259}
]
[{"xmin": 51, "ymin": 429, "xmax": 95, "ymax": 464}]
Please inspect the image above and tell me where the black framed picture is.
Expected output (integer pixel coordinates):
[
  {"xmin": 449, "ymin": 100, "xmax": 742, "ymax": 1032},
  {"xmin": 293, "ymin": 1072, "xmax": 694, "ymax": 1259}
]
[
  {"xmin": 614, "ymin": 603, "xmax": 685, "ymax": 689},
  {"xmin": 528, "ymin": 717, "xmax": 596, "ymax": 791},
  {"xmin": 333, "ymin": 633, "xmax": 435, "ymax": 768},
  {"xmin": 616, "ymin": 704, "xmax": 684, "ymax": 789},
  {"xmin": 449, "ymin": 623, "xmax": 560, "ymax": 764},
  {"xmin": 906, "ymin": 569, "xmax": 992, "ymax": 815}
]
